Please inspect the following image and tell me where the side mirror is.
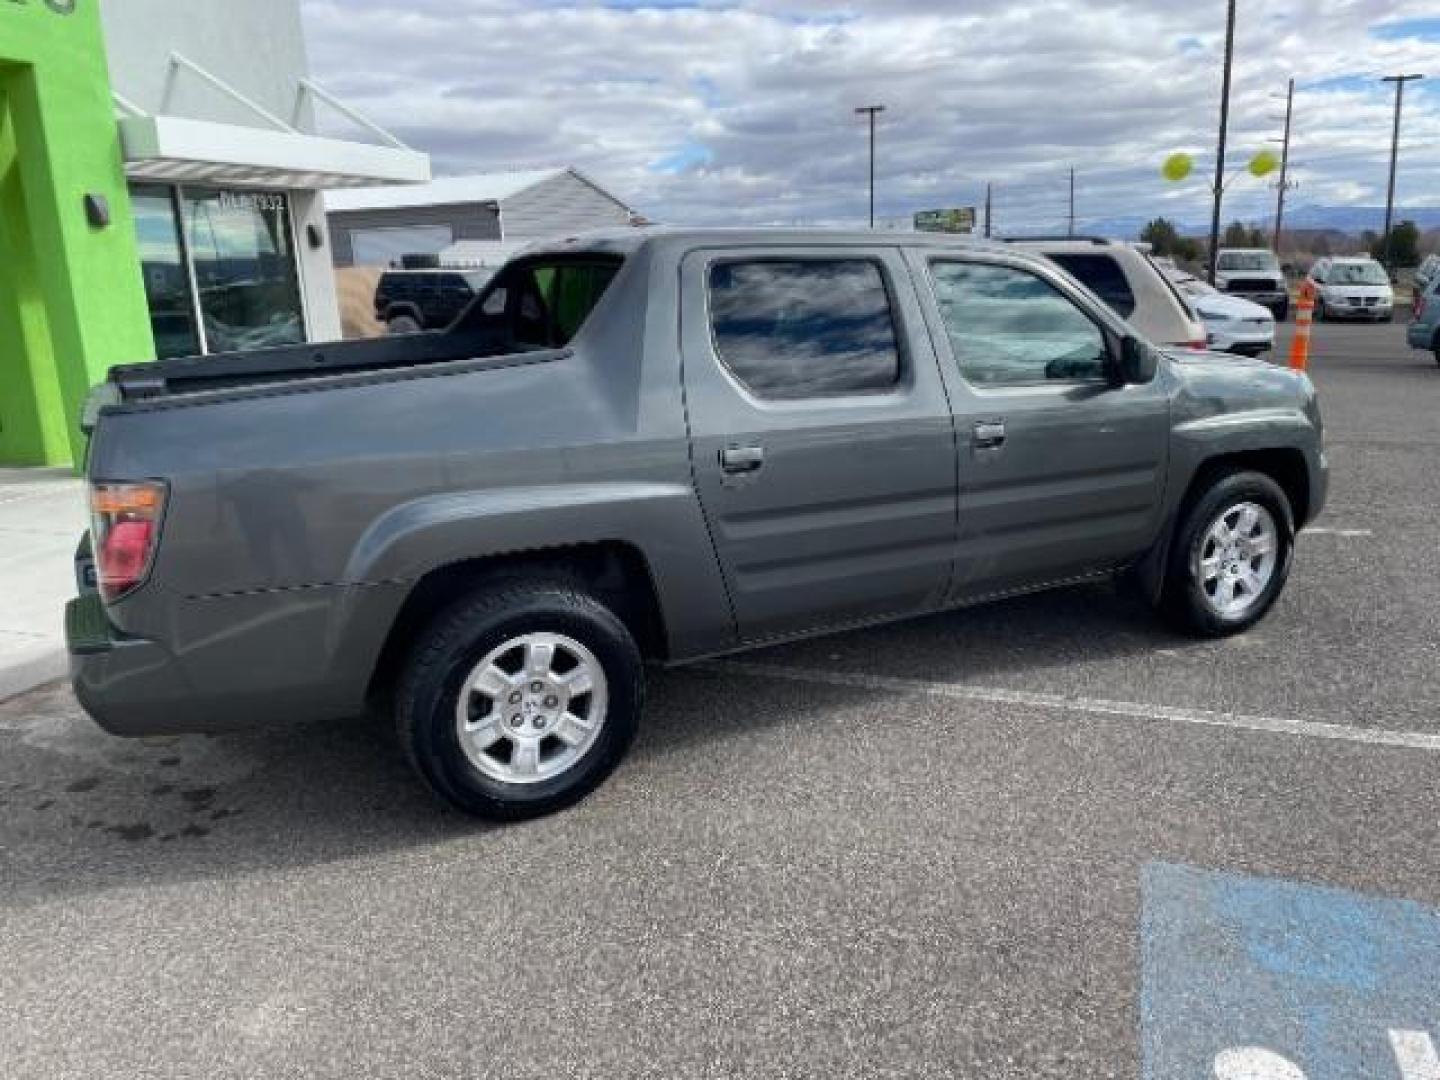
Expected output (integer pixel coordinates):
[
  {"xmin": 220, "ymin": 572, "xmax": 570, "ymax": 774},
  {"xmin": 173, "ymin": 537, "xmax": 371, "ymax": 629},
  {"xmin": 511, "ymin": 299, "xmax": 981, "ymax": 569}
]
[{"xmin": 1118, "ymin": 335, "xmax": 1159, "ymax": 385}]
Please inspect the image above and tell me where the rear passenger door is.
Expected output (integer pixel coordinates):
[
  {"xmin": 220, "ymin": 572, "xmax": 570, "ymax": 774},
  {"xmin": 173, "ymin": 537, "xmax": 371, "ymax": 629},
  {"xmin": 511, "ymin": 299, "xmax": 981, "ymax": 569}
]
[
  {"xmin": 680, "ymin": 248, "xmax": 958, "ymax": 643},
  {"xmin": 913, "ymin": 254, "xmax": 1171, "ymax": 600}
]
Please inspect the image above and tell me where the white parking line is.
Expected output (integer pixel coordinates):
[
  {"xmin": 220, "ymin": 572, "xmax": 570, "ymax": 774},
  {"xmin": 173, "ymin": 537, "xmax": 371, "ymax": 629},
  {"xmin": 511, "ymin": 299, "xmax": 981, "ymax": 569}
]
[
  {"xmin": 1304, "ymin": 527, "xmax": 1375, "ymax": 538},
  {"xmin": 705, "ymin": 660, "xmax": 1440, "ymax": 753}
]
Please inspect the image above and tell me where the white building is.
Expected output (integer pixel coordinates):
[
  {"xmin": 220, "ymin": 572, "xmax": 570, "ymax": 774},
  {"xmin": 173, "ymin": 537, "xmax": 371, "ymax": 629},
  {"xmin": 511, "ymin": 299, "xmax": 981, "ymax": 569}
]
[
  {"xmin": 103, "ymin": 0, "xmax": 430, "ymax": 355},
  {"xmin": 326, "ymin": 168, "xmax": 637, "ymax": 270}
]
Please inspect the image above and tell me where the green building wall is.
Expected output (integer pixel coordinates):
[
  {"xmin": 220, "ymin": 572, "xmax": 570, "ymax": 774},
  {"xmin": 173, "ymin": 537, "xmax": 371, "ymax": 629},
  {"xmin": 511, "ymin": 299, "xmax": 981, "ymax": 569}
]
[{"xmin": 0, "ymin": 0, "xmax": 154, "ymax": 467}]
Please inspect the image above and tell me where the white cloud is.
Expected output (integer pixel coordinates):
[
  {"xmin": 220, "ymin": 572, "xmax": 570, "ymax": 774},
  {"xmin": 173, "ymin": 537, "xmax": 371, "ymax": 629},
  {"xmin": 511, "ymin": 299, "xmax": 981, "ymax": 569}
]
[{"xmin": 302, "ymin": 0, "xmax": 1440, "ymax": 233}]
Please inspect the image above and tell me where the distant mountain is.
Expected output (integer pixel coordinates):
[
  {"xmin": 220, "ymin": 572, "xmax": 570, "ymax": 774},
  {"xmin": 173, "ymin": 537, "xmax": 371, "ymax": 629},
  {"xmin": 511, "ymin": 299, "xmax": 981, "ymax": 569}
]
[{"xmin": 1080, "ymin": 205, "xmax": 1440, "ymax": 240}]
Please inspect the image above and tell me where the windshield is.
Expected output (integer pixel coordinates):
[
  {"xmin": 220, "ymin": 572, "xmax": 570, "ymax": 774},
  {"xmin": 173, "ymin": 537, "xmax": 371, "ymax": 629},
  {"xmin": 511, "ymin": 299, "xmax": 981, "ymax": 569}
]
[
  {"xmin": 1327, "ymin": 262, "xmax": 1389, "ymax": 286},
  {"xmin": 1218, "ymin": 252, "xmax": 1280, "ymax": 273}
]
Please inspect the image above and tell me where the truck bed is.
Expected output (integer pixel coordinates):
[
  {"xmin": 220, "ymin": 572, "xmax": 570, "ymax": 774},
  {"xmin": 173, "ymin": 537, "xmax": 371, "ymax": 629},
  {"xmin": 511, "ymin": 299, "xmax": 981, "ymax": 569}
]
[{"xmin": 104, "ymin": 326, "xmax": 518, "ymax": 403}]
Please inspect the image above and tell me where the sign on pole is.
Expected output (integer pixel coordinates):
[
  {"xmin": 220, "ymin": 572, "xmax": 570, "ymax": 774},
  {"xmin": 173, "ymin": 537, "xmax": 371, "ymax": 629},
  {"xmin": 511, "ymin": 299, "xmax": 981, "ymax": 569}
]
[{"xmin": 913, "ymin": 208, "xmax": 976, "ymax": 234}]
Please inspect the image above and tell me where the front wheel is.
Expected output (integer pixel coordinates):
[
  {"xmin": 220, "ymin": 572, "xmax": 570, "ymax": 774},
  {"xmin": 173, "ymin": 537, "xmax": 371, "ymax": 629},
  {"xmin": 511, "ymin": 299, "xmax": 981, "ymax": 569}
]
[
  {"xmin": 396, "ymin": 583, "xmax": 643, "ymax": 820},
  {"xmin": 1161, "ymin": 471, "xmax": 1295, "ymax": 637}
]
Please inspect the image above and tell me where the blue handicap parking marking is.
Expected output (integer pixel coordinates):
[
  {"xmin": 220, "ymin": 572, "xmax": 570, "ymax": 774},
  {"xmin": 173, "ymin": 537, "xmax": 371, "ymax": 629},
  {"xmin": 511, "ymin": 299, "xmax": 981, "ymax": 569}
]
[{"xmin": 1142, "ymin": 863, "xmax": 1440, "ymax": 1079}]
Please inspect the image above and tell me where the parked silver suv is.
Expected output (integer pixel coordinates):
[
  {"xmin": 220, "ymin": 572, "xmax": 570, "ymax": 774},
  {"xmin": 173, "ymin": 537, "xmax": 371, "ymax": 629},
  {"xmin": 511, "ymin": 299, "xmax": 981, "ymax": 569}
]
[{"xmin": 1009, "ymin": 237, "xmax": 1208, "ymax": 350}]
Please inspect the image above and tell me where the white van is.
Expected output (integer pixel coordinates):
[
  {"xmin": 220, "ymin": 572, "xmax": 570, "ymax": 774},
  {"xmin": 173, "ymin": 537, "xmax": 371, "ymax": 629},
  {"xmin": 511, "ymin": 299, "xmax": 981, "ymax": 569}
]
[{"xmin": 1308, "ymin": 257, "xmax": 1395, "ymax": 322}]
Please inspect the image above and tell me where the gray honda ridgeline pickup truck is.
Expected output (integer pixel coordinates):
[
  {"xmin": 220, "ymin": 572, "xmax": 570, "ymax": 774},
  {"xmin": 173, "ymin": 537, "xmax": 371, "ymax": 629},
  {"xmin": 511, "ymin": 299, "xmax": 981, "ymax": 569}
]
[{"xmin": 69, "ymin": 228, "xmax": 1327, "ymax": 820}]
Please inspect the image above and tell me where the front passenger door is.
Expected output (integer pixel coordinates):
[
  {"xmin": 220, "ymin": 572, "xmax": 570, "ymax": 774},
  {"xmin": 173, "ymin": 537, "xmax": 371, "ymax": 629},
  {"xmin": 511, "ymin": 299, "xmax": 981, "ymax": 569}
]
[{"xmin": 918, "ymin": 256, "xmax": 1172, "ymax": 600}]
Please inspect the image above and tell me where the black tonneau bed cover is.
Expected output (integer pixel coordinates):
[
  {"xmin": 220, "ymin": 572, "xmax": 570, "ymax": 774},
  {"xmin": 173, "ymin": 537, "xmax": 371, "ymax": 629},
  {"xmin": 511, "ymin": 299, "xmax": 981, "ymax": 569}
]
[{"xmin": 106, "ymin": 327, "xmax": 509, "ymax": 402}]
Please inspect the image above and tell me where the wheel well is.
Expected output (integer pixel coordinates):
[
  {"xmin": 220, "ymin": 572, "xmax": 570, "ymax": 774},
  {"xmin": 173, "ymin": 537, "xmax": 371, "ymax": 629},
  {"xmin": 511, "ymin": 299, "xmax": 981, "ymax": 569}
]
[
  {"xmin": 1183, "ymin": 449, "xmax": 1311, "ymax": 527},
  {"xmin": 366, "ymin": 542, "xmax": 668, "ymax": 709}
]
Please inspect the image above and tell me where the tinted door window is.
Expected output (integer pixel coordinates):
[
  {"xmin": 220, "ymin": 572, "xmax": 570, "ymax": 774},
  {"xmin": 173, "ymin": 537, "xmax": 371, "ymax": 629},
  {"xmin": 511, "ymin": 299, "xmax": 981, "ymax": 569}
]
[
  {"xmin": 931, "ymin": 262, "xmax": 1109, "ymax": 386},
  {"xmin": 1046, "ymin": 253, "xmax": 1137, "ymax": 318},
  {"xmin": 707, "ymin": 260, "xmax": 902, "ymax": 400}
]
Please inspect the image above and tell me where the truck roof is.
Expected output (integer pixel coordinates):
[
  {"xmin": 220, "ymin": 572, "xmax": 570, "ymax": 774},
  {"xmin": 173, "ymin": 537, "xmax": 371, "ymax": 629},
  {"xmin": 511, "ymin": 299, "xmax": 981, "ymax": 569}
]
[{"xmin": 521, "ymin": 225, "xmax": 1017, "ymax": 259}]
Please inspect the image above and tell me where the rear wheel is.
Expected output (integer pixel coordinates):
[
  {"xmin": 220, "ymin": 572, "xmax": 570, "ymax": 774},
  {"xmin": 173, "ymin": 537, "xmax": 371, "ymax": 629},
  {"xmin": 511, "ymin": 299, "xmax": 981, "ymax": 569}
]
[
  {"xmin": 396, "ymin": 583, "xmax": 643, "ymax": 820},
  {"xmin": 1161, "ymin": 471, "xmax": 1294, "ymax": 637},
  {"xmin": 387, "ymin": 314, "xmax": 423, "ymax": 335}
]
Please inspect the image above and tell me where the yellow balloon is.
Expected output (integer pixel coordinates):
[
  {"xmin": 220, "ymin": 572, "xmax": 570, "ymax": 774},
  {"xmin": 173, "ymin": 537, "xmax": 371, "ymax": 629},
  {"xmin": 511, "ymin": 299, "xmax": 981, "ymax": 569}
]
[
  {"xmin": 1162, "ymin": 153, "xmax": 1194, "ymax": 183},
  {"xmin": 1248, "ymin": 150, "xmax": 1280, "ymax": 178}
]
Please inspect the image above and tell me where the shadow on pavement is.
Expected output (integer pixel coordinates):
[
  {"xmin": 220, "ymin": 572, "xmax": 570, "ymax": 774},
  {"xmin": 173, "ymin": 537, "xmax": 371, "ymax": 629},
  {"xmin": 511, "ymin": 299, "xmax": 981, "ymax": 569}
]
[{"xmin": 0, "ymin": 580, "xmax": 1186, "ymax": 904}]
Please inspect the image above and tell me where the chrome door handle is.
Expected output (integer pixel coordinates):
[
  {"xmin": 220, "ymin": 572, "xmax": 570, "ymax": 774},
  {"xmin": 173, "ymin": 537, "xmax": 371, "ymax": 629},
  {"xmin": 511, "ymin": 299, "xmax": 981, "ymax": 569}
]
[
  {"xmin": 972, "ymin": 420, "xmax": 1007, "ymax": 449},
  {"xmin": 720, "ymin": 444, "xmax": 765, "ymax": 474}
]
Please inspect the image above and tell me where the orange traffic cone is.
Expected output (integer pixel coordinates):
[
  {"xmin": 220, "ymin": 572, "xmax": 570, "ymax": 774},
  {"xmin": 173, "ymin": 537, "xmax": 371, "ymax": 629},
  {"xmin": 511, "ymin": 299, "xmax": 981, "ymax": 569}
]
[{"xmin": 1289, "ymin": 279, "xmax": 1315, "ymax": 371}]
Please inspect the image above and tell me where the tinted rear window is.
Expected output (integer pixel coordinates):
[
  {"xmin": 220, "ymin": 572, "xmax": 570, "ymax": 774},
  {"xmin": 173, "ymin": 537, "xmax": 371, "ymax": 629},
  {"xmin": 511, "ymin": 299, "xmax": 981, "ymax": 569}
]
[
  {"xmin": 457, "ymin": 258, "xmax": 621, "ymax": 349},
  {"xmin": 1046, "ymin": 253, "xmax": 1137, "ymax": 318},
  {"xmin": 708, "ymin": 259, "xmax": 903, "ymax": 400}
]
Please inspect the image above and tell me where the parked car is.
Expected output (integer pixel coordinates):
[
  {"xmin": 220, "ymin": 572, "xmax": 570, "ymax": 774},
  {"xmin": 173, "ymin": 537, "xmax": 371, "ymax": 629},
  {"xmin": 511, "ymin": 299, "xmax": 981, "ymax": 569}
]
[
  {"xmin": 1007, "ymin": 237, "xmax": 1208, "ymax": 350},
  {"xmin": 1165, "ymin": 270, "xmax": 1275, "ymax": 357},
  {"xmin": 1308, "ymin": 257, "xmax": 1395, "ymax": 322},
  {"xmin": 1215, "ymin": 249, "xmax": 1289, "ymax": 320},
  {"xmin": 374, "ymin": 268, "xmax": 495, "ymax": 334},
  {"xmin": 70, "ymin": 229, "xmax": 1327, "ymax": 820},
  {"xmin": 1406, "ymin": 271, "xmax": 1440, "ymax": 366}
]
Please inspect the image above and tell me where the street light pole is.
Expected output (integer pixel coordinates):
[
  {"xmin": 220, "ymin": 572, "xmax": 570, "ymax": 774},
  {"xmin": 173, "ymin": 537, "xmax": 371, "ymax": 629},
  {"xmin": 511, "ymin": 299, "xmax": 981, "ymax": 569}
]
[
  {"xmin": 1272, "ymin": 78, "xmax": 1294, "ymax": 252},
  {"xmin": 1068, "ymin": 167, "xmax": 1075, "ymax": 238},
  {"xmin": 1207, "ymin": 0, "xmax": 1237, "ymax": 285},
  {"xmin": 855, "ymin": 104, "xmax": 886, "ymax": 228},
  {"xmin": 1380, "ymin": 74, "xmax": 1424, "ymax": 273}
]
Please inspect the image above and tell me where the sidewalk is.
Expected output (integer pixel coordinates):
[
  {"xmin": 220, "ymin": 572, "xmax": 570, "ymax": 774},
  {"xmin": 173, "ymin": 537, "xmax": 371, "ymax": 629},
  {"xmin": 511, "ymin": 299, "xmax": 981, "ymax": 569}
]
[{"xmin": 0, "ymin": 468, "xmax": 86, "ymax": 702}]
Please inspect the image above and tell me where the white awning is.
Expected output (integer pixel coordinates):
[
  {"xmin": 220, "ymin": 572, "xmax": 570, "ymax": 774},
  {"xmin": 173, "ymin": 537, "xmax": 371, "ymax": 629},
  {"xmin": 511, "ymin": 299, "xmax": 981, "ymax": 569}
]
[{"xmin": 119, "ymin": 115, "xmax": 431, "ymax": 191}]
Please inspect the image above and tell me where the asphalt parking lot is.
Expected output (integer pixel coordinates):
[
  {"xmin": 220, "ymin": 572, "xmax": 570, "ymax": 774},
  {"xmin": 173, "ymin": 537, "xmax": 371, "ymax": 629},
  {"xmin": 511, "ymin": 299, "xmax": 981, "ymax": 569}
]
[{"xmin": 2, "ymin": 322, "xmax": 1437, "ymax": 1079}]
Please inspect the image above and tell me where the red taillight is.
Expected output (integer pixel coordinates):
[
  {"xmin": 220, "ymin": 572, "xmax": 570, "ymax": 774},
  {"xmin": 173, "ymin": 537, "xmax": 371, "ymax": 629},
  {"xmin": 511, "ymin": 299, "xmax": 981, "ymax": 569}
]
[
  {"xmin": 1186, "ymin": 338, "xmax": 1208, "ymax": 351},
  {"xmin": 91, "ymin": 481, "xmax": 166, "ymax": 602}
]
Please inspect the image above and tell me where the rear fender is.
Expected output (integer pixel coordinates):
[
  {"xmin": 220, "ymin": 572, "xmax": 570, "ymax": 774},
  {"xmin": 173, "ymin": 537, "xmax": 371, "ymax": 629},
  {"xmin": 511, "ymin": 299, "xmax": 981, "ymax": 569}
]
[{"xmin": 331, "ymin": 482, "xmax": 736, "ymax": 677}]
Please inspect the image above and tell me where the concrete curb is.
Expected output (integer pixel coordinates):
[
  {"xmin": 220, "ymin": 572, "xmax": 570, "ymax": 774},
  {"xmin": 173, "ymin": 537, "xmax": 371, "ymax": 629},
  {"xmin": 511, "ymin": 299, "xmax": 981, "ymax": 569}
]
[{"xmin": 0, "ymin": 643, "xmax": 67, "ymax": 705}]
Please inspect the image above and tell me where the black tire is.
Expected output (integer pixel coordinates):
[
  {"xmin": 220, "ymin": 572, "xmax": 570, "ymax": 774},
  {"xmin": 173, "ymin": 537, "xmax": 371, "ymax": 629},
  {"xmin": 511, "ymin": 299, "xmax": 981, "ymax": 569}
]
[
  {"xmin": 387, "ymin": 314, "xmax": 423, "ymax": 335},
  {"xmin": 396, "ymin": 583, "xmax": 643, "ymax": 821},
  {"xmin": 1274, "ymin": 300, "xmax": 1289, "ymax": 322},
  {"xmin": 1313, "ymin": 298, "xmax": 1325, "ymax": 322},
  {"xmin": 1160, "ymin": 470, "xmax": 1295, "ymax": 638}
]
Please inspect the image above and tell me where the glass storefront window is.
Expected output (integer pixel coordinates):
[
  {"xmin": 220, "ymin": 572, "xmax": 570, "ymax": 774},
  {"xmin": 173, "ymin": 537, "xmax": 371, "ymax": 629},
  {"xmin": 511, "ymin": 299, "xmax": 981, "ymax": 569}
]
[
  {"xmin": 182, "ymin": 188, "xmax": 306, "ymax": 354},
  {"xmin": 130, "ymin": 186, "xmax": 200, "ymax": 360}
]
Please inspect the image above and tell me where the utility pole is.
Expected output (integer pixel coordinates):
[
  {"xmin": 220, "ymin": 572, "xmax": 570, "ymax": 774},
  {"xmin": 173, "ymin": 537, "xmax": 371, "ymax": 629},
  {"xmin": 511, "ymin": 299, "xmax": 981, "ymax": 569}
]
[
  {"xmin": 1068, "ymin": 168, "xmax": 1075, "ymax": 238},
  {"xmin": 854, "ymin": 105, "xmax": 886, "ymax": 228},
  {"xmin": 1272, "ymin": 78, "xmax": 1294, "ymax": 252},
  {"xmin": 1207, "ymin": 0, "xmax": 1237, "ymax": 285},
  {"xmin": 1380, "ymin": 74, "xmax": 1424, "ymax": 273},
  {"xmin": 984, "ymin": 182, "xmax": 992, "ymax": 238}
]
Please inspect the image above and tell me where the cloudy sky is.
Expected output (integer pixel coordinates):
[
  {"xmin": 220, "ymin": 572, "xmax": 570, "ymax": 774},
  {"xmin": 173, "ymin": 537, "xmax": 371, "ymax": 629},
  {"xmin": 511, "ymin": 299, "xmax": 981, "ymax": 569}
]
[{"xmin": 300, "ymin": 0, "xmax": 1440, "ymax": 233}]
